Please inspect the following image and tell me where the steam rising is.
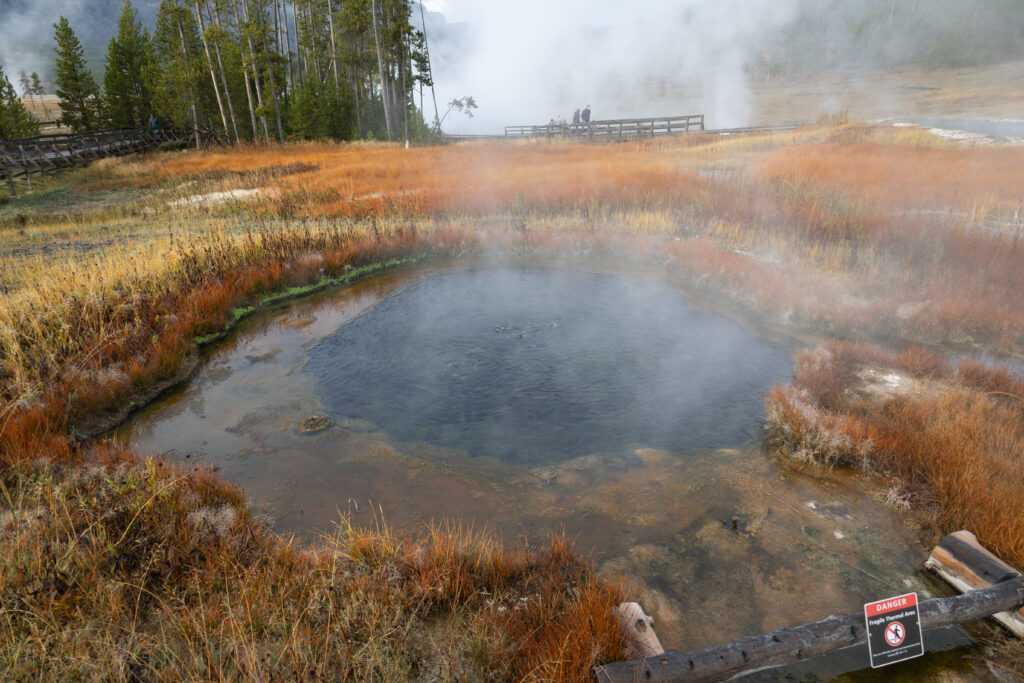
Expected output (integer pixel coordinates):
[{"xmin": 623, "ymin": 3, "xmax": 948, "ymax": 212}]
[
  {"xmin": 0, "ymin": 0, "xmax": 157, "ymax": 87},
  {"xmin": 425, "ymin": 0, "xmax": 799, "ymax": 133},
  {"xmin": 3, "ymin": 0, "xmax": 1021, "ymax": 132}
]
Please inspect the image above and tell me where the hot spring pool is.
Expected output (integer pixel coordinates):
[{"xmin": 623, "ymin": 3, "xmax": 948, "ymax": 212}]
[
  {"xmin": 306, "ymin": 267, "xmax": 793, "ymax": 464},
  {"xmin": 116, "ymin": 263, "xmax": 978, "ymax": 677}
]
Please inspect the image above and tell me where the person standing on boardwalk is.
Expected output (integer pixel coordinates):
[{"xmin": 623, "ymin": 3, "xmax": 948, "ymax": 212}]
[
  {"xmin": 581, "ymin": 105, "xmax": 591, "ymax": 123},
  {"xmin": 572, "ymin": 108, "xmax": 581, "ymax": 125}
]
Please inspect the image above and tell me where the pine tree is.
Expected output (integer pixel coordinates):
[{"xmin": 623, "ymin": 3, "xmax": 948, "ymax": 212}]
[
  {"xmin": 18, "ymin": 71, "xmax": 33, "ymax": 106},
  {"xmin": 0, "ymin": 64, "xmax": 40, "ymax": 139},
  {"xmin": 104, "ymin": 0, "xmax": 154, "ymax": 128},
  {"xmin": 53, "ymin": 16, "xmax": 104, "ymax": 131},
  {"xmin": 151, "ymin": 0, "xmax": 212, "ymax": 143},
  {"xmin": 30, "ymin": 73, "xmax": 44, "ymax": 99}
]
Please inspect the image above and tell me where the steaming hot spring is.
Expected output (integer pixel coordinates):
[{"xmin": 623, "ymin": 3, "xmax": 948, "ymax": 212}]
[{"xmin": 119, "ymin": 262, "xmax": 940, "ymax": 652}]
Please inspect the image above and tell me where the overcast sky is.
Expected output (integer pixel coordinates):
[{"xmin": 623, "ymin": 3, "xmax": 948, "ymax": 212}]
[
  {"xmin": 420, "ymin": 0, "xmax": 798, "ymax": 133},
  {"xmin": 0, "ymin": 0, "xmax": 794, "ymax": 134}
]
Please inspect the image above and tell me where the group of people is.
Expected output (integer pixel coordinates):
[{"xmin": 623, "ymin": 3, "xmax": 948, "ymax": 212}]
[
  {"xmin": 571, "ymin": 105, "xmax": 592, "ymax": 124},
  {"xmin": 547, "ymin": 105, "xmax": 592, "ymax": 131}
]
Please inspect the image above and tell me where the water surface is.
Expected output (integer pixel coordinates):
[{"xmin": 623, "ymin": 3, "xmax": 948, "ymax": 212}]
[
  {"xmin": 307, "ymin": 268, "xmax": 793, "ymax": 464},
  {"xmin": 117, "ymin": 263, "xmax": 986, "ymax": 679}
]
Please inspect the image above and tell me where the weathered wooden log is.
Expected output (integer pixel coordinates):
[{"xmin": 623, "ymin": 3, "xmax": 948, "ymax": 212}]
[
  {"xmin": 616, "ymin": 602, "xmax": 666, "ymax": 658},
  {"xmin": 593, "ymin": 575, "xmax": 1024, "ymax": 683},
  {"xmin": 925, "ymin": 530, "xmax": 1024, "ymax": 636}
]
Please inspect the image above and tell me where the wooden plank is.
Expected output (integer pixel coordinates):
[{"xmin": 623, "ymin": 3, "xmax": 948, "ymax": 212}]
[
  {"xmin": 925, "ymin": 530, "xmax": 1024, "ymax": 636},
  {"xmin": 593, "ymin": 575, "xmax": 1024, "ymax": 682}
]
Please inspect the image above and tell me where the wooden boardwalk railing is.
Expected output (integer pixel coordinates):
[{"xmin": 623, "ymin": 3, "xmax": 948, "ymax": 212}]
[
  {"xmin": 595, "ymin": 575, "xmax": 1024, "ymax": 682},
  {"xmin": 0, "ymin": 127, "xmax": 183, "ymax": 196},
  {"xmin": 505, "ymin": 114, "xmax": 705, "ymax": 141}
]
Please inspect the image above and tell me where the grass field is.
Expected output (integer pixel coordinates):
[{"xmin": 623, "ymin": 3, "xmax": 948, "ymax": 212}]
[{"xmin": 2, "ymin": 122, "xmax": 1023, "ymax": 678}]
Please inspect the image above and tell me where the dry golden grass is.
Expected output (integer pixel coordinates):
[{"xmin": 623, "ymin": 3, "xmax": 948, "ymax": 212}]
[
  {"xmin": 766, "ymin": 341, "xmax": 1024, "ymax": 568},
  {"xmin": 0, "ymin": 223, "xmax": 626, "ymax": 679},
  {"xmin": 2, "ymin": 124, "xmax": 1023, "ymax": 677},
  {"xmin": 0, "ymin": 450, "xmax": 625, "ymax": 680}
]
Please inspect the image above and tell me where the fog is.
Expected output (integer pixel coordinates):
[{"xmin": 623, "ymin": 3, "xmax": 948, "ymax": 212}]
[
  {"xmin": 424, "ymin": 0, "xmax": 800, "ymax": 133},
  {"xmin": 423, "ymin": 0, "xmax": 1024, "ymax": 133},
  {"xmin": 0, "ymin": 0, "xmax": 152, "ymax": 87},
  {"xmin": 3, "ymin": 0, "xmax": 1021, "ymax": 132}
]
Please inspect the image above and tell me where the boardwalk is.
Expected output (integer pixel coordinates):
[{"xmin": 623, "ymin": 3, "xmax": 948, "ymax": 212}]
[
  {"xmin": 505, "ymin": 114, "xmax": 705, "ymax": 141},
  {"xmin": 1, "ymin": 127, "xmax": 179, "ymax": 196}
]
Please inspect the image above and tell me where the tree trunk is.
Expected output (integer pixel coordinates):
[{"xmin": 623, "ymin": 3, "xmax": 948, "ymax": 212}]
[
  {"xmin": 174, "ymin": 16, "xmax": 201, "ymax": 150},
  {"xmin": 305, "ymin": 2, "xmax": 323, "ymax": 86},
  {"xmin": 194, "ymin": 0, "xmax": 231, "ymax": 142},
  {"xmin": 274, "ymin": 0, "xmax": 284, "ymax": 58},
  {"xmin": 326, "ymin": 0, "xmax": 341, "ymax": 94},
  {"xmin": 235, "ymin": 0, "xmax": 271, "ymax": 141},
  {"xmin": 418, "ymin": 0, "xmax": 439, "ymax": 127},
  {"xmin": 352, "ymin": 70, "xmax": 363, "ymax": 137},
  {"xmin": 401, "ymin": 35, "xmax": 409, "ymax": 142},
  {"xmin": 206, "ymin": 2, "xmax": 241, "ymax": 143},
  {"xmin": 370, "ymin": 0, "xmax": 392, "ymax": 140},
  {"xmin": 258, "ymin": 6, "xmax": 286, "ymax": 143},
  {"xmin": 229, "ymin": 0, "xmax": 262, "ymax": 140},
  {"xmin": 282, "ymin": 0, "xmax": 294, "ymax": 85},
  {"xmin": 291, "ymin": 0, "xmax": 304, "ymax": 87}
]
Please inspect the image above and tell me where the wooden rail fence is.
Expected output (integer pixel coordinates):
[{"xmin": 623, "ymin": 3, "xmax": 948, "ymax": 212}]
[
  {"xmin": 0, "ymin": 127, "xmax": 185, "ymax": 196},
  {"xmin": 595, "ymin": 529, "xmax": 1024, "ymax": 683},
  {"xmin": 505, "ymin": 114, "xmax": 705, "ymax": 141}
]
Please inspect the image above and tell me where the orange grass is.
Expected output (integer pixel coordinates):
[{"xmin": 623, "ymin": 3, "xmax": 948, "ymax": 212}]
[
  {"xmin": 3, "ymin": 127, "xmax": 1024, "ymax": 675},
  {"xmin": 153, "ymin": 141, "xmax": 706, "ymax": 218},
  {"xmin": 0, "ymin": 224, "xmax": 627, "ymax": 679},
  {"xmin": 760, "ymin": 139, "xmax": 1024, "ymax": 211},
  {"xmin": 136, "ymin": 132, "xmax": 1024, "ymax": 347},
  {"xmin": 0, "ymin": 447, "xmax": 625, "ymax": 679},
  {"xmin": 766, "ymin": 341, "xmax": 1024, "ymax": 568}
]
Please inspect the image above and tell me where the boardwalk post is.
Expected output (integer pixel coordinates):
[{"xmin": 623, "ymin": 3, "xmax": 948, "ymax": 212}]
[
  {"xmin": 2, "ymin": 147, "xmax": 17, "ymax": 196},
  {"xmin": 18, "ymin": 145, "xmax": 33, "ymax": 191}
]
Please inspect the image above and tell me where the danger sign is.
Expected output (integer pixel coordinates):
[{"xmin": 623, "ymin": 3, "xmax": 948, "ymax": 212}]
[{"xmin": 864, "ymin": 592, "xmax": 924, "ymax": 668}]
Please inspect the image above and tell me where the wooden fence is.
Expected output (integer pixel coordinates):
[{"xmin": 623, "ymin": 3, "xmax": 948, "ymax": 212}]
[
  {"xmin": 0, "ymin": 127, "xmax": 184, "ymax": 196},
  {"xmin": 595, "ymin": 537, "xmax": 1024, "ymax": 683},
  {"xmin": 505, "ymin": 114, "xmax": 704, "ymax": 141}
]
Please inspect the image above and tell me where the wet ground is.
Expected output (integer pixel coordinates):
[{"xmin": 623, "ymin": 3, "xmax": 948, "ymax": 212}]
[
  {"xmin": 898, "ymin": 117, "xmax": 1024, "ymax": 140},
  {"xmin": 116, "ymin": 262, "xmax": 992, "ymax": 680}
]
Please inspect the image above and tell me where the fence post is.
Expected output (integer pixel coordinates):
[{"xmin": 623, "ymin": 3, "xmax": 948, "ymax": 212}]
[
  {"xmin": 18, "ymin": 145, "xmax": 33, "ymax": 191},
  {"xmin": 2, "ymin": 147, "xmax": 17, "ymax": 197}
]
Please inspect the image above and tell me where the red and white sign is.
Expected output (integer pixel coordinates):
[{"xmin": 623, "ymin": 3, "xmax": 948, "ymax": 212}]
[{"xmin": 865, "ymin": 592, "xmax": 916, "ymax": 617}]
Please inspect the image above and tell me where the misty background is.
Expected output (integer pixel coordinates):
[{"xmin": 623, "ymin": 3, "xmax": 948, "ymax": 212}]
[{"xmin": 2, "ymin": 0, "xmax": 1022, "ymax": 132}]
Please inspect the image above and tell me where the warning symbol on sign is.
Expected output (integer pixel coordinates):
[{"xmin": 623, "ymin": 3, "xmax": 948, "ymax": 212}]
[
  {"xmin": 864, "ymin": 592, "xmax": 924, "ymax": 668},
  {"xmin": 884, "ymin": 621, "xmax": 906, "ymax": 647}
]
